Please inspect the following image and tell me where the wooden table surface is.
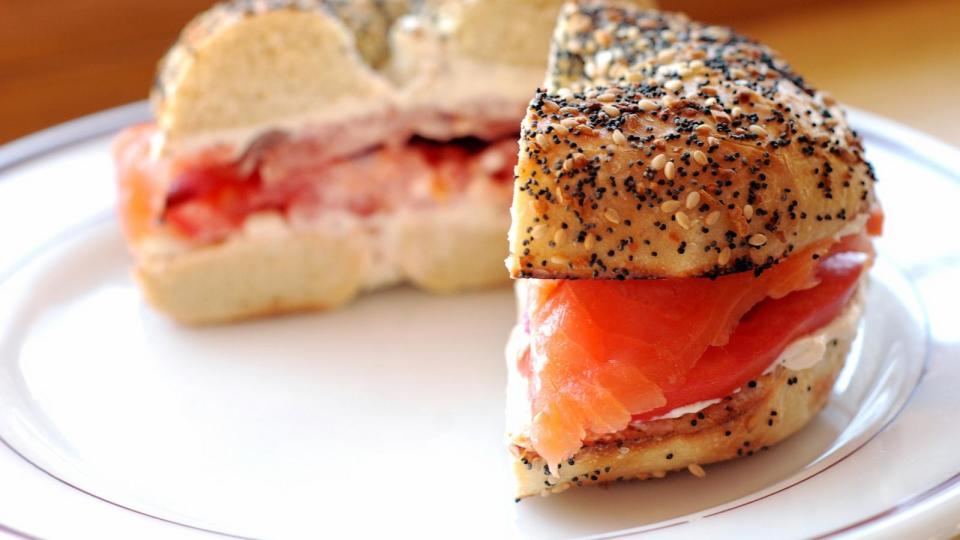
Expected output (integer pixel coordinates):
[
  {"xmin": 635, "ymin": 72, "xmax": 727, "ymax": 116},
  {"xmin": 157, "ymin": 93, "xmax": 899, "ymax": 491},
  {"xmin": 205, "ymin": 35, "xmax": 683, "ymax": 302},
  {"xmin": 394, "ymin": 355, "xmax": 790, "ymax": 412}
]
[
  {"xmin": 722, "ymin": 0, "xmax": 960, "ymax": 148},
  {"xmin": 1, "ymin": 0, "xmax": 959, "ymax": 146}
]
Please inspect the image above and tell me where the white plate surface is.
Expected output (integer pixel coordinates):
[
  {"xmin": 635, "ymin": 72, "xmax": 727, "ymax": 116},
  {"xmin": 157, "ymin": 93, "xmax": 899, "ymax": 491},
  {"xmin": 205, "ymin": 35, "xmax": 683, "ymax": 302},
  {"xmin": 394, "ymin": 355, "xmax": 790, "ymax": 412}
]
[{"xmin": 0, "ymin": 105, "xmax": 958, "ymax": 539}]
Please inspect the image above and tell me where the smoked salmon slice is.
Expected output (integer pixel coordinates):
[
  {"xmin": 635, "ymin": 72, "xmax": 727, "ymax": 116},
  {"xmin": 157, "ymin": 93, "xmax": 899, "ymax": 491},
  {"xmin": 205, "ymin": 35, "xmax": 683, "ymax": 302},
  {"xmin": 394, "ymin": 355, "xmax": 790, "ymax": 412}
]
[
  {"xmin": 521, "ymin": 235, "xmax": 872, "ymax": 468},
  {"xmin": 113, "ymin": 124, "xmax": 518, "ymax": 246}
]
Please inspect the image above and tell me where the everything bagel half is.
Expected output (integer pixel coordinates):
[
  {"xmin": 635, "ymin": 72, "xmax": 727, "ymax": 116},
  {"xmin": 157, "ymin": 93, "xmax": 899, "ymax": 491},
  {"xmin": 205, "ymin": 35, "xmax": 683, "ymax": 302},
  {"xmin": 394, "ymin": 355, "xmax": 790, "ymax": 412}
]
[{"xmin": 504, "ymin": 2, "xmax": 880, "ymax": 498}]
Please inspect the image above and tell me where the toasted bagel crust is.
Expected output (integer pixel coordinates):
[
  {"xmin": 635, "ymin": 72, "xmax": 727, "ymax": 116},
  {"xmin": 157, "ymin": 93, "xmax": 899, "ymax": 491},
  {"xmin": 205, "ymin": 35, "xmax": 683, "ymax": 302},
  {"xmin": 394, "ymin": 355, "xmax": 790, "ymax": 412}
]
[
  {"xmin": 507, "ymin": 5, "xmax": 877, "ymax": 280},
  {"xmin": 509, "ymin": 304, "xmax": 857, "ymax": 498}
]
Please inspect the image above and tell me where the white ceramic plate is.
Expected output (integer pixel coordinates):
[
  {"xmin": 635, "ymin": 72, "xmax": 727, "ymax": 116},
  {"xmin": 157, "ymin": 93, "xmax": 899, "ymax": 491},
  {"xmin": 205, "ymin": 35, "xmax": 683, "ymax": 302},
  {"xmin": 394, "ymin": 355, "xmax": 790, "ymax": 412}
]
[{"xmin": 0, "ymin": 104, "xmax": 958, "ymax": 540}]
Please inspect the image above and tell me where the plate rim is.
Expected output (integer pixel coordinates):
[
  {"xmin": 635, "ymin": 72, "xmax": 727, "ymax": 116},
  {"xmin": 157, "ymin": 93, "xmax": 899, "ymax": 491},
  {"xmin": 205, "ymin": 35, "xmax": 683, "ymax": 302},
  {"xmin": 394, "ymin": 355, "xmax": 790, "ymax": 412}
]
[
  {"xmin": 0, "ymin": 103, "xmax": 957, "ymax": 539},
  {"xmin": 0, "ymin": 102, "xmax": 149, "ymax": 175}
]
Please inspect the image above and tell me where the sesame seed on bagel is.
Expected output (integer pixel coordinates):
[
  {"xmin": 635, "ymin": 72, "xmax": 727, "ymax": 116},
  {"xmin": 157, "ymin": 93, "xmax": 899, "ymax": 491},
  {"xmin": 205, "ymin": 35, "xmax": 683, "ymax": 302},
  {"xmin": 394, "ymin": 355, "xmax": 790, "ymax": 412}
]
[{"xmin": 507, "ymin": 5, "xmax": 877, "ymax": 280}]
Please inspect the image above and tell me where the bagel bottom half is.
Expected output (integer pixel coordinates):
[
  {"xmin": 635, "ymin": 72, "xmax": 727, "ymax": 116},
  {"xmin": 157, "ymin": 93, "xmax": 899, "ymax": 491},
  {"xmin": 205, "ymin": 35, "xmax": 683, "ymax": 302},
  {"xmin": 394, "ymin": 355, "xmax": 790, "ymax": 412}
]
[
  {"xmin": 509, "ymin": 291, "xmax": 863, "ymax": 499},
  {"xmin": 134, "ymin": 203, "xmax": 510, "ymax": 325}
]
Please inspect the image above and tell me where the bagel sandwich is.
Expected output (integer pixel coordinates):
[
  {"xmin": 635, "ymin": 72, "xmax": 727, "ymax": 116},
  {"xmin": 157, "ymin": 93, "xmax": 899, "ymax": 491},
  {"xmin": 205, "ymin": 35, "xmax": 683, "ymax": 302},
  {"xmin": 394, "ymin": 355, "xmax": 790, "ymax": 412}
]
[
  {"xmin": 505, "ymin": 2, "xmax": 882, "ymax": 499},
  {"xmin": 114, "ymin": 0, "xmax": 652, "ymax": 324}
]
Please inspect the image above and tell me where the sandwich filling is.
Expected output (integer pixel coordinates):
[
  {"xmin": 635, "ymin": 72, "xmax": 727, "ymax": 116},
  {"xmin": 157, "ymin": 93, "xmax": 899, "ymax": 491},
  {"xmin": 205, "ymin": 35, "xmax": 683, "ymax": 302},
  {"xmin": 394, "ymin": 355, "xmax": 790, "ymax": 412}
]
[
  {"xmin": 509, "ymin": 215, "xmax": 881, "ymax": 468},
  {"xmin": 114, "ymin": 124, "xmax": 517, "ymax": 250}
]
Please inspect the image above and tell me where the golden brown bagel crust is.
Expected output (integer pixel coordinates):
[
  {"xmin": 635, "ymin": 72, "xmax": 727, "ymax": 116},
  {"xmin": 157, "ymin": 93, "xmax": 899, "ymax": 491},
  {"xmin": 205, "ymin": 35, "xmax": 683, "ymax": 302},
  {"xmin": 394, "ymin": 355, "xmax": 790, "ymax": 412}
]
[
  {"xmin": 510, "ymin": 314, "xmax": 855, "ymax": 499},
  {"xmin": 507, "ymin": 5, "xmax": 877, "ymax": 280}
]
